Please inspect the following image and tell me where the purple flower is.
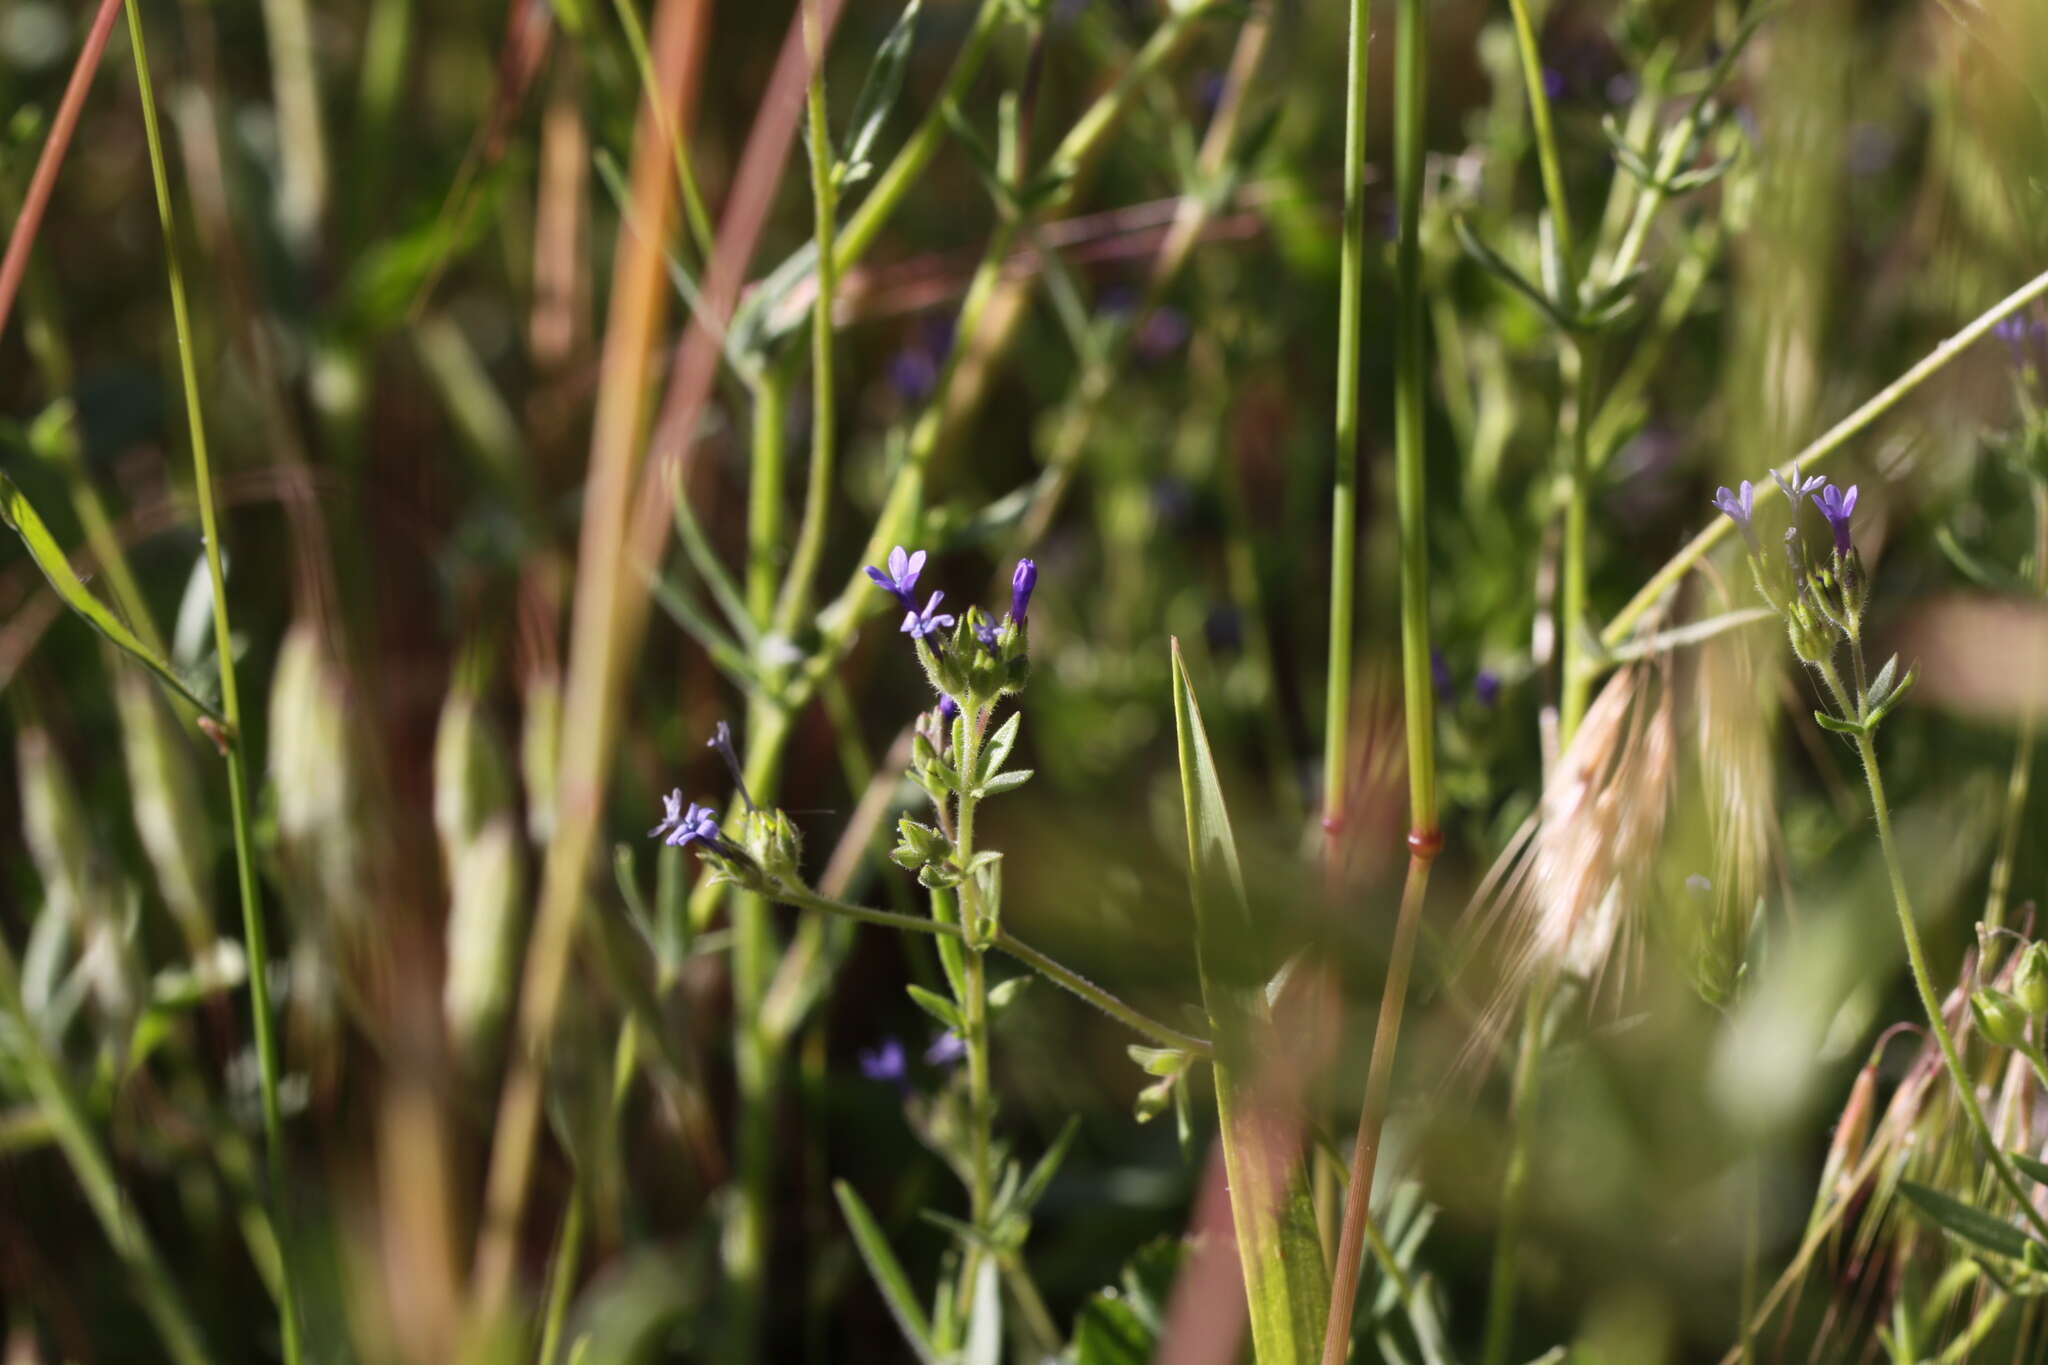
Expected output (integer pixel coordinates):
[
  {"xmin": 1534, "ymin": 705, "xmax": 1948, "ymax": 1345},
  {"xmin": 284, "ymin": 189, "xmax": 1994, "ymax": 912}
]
[
  {"xmin": 1010, "ymin": 559, "xmax": 1037, "ymax": 625},
  {"xmin": 1475, "ymin": 669, "xmax": 1501, "ymax": 708},
  {"xmin": 1541, "ymin": 67, "xmax": 1566, "ymax": 101},
  {"xmin": 1773, "ymin": 468, "xmax": 1825, "ymax": 504},
  {"xmin": 924, "ymin": 1031, "xmax": 967, "ymax": 1067},
  {"xmin": 938, "ymin": 694, "xmax": 960, "ymax": 722},
  {"xmin": 1430, "ymin": 648, "xmax": 1454, "ymax": 704},
  {"xmin": 1811, "ymin": 482, "xmax": 1859, "ymax": 556},
  {"xmin": 859, "ymin": 1038, "xmax": 909, "ymax": 1091},
  {"xmin": 649, "ymin": 789, "xmax": 721, "ymax": 849},
  {"xmin": 973, "ymin": 620, "xmax": 1000, "ymax": 651},
  {"xmin": 866, "ymin": 546, "xmax": 927, "ymax": 611},
  {"xmin": 1713, "ymin": 481, "xmax": 1758, "ymax": 549},
  {"xmin": 902, "ymin": 591, "xmax": 956, "ymax": 641}
]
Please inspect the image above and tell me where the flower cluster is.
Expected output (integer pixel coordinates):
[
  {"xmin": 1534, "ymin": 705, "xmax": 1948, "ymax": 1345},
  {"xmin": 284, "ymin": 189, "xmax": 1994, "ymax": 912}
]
[
  {"xmin": 1713, "ymin": 465, "xmax": 1915, "ymax": 737},
  {"xmin": 867, "ymin": 546, "xmax": 1036, "ymax": 710}
]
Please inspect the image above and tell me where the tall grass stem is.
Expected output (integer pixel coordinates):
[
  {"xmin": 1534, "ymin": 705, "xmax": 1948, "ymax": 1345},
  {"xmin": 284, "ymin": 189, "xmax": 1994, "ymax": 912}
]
[{"xmin": 125, "ymin": 5, "xmax": 304, "ymax": 1357}]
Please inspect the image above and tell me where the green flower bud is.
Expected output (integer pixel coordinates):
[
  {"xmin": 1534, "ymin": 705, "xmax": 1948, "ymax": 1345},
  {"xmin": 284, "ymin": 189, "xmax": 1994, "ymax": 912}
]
[
  {"xmin": 2016, "ymin": 943, "xmax": 2048, "ymax": 1017},
  {"xmin": 1972, "ymin": 988, "xmax": 2031, "ymax": 1051}
]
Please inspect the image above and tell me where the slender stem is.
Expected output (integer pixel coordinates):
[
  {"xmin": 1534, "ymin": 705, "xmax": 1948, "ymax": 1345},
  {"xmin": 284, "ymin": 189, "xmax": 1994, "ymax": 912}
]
[
  {"xmin": 125, "ymin": 7, "xmax": 303, "ymax": 1358},
  {"xmin": 951, "ymin": 713, "xmax": 995, "ymax": 1320},
  {"xmin": 773, "ymin": 0, "xmax": 841, "ymax": 639},
  {"xmin": 1557, "ymin": 339, "xmax": 1597, "ymax": 741},
  {"xmin": 1322, "ymin": 0, "xmax": 1438, "ymax": 1353},
  {"xmin": 833, "ymin": 0, "xmax": 1005, "ymax": 276},
  {"xmin": 1482, "ymin": 981, "xmax": 1551, "ymax": 1365},
  {"xmin": 1503, "ymin": 0, "xmax": 1576, "ymax": 269},
  {"xmin": 762, "ymin": 883, "xmax": 1210, "ymax": 1055},
  {"xmin": 535, "ymin": 1191, "xmax": 586, "ymax": 1365},
  {"xmin": 610, "ymin": 0, "xmax": 716, "ymax": 263},
  {"xmin": 1605, "ymin": 266, "xmax": 2048, "ymax": 647},
  {"xmin": 1855, "ymin": 730, "xmax": 2048, "ymax": 1241},
  {"xmin": 1322, "ymin": 0, "xmax": 1370, "ymax": 840},
  {"xmin": 1986, "ymin": 477, "xmax": 2048, "ymax": 930},
  {"xmin": 747, "ymin": 366, "xmax": 788, "ymax": 625},
  {"xmin": 0, "ymin": 0, "xmax": 124, "ymax": 346}
]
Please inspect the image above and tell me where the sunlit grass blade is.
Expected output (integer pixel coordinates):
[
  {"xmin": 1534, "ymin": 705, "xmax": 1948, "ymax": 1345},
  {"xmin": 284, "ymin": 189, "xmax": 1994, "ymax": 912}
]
[
  {"xmin": 1170, "ymin": 639, "xmax": 1330, "ymax": 1365},
  {"xmin": 0, "ymin": 472, "xmax": 220, "ymax": 721}
]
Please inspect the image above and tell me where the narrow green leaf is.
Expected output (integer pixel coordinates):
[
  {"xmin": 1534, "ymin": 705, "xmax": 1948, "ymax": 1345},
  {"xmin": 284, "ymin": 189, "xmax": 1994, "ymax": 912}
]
[
  {"xmin": 1813, "ymin": 710, "xmax": 1863, "ymax": 736},
  {"xmin": 2011, "ymin": 1151, "xmax": 2048, "ymax": 1187},
  {"xmin": 1869, "ymin": 654, "xmax": 1900, "ymax": 708},
  {"xmin": 1452, "ymin": 216, "xmax": 1574, "ymax": 333},
  {"xmin": 1014, "ymin": 1115, "xmax": 1081, "ymax": 1214},
  {"xmin": 1169, "ymin": 639, "xmax": 1330, "ymax": 1365},
  {"xmin": 1898, "ymin": 1180, "xmax": 2034, "ymax": 1261},
  {"xmin": 906, "ymin": 984, "xmax": 965, "ymax": 1032},
  {"xmin": 0, "ymin": 472, "xmax": 220, "ymax": 721},
  {"xmin": 833, "ymin": 1181, "xmax": 942, "ymax": 1365},
  {"xmin": 839, "ymin": 0, "xmax": 922, "ymax": 182}
]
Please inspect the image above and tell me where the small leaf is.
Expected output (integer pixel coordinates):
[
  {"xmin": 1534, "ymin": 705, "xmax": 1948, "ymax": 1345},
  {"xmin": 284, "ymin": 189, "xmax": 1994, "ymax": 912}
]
[
  {"xmin": 1813, "ymin": 710, "xmax": 1864, "ymax": 736},
  {"xmin": 0, "ymin": 472, "xmax": 220, "ymax": 721},
  {"xmin": 1013, "ymin": 1115, "xmax": 1080, "ymax": 1214},
  {"xmin": 834, "ymin": 1182, "xmax": 943, "ymax": 1365},
  {"xmin": 1869, "ymin": 654, "xmax": 1900, "ymax": 708},
  {"xmin": 987, "ymin": 975, "xmax": 1030, "ymax": 1012},
  {"xmin": 906, "ymin": 984, "xmax": 965, "ymax": 1032},
  {"xmin": 839, "ymin": 0, "xmax": 922, "ymax": 182},
  {"xmin": 2013, "ymin": 1151, "xmax": 2048, "ymax": 1187},
  {"xmin": 1899, "ymin": 1180, "xmax": 2035, "ymax": 1261},
  {"xmin": 1128, "ymin": 1044, "xmax": 1189, "ymax": 1078},
  {"xmin": 1453, "ymin": 217, "xmax": 1574, "ymax": 332},
  {"xmin": 979, "ymin": 711, "xmax": 1022, "ymax": 781},
  {"xmin": 977, "ymin": 768, "xmax": 1033, "ymax": 797}
]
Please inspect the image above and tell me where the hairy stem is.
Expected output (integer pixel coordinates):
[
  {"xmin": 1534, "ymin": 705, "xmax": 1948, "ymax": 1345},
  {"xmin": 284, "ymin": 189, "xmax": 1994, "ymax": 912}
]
[{"xmin": 1855, "ymin": 730, "xmax": 2048, "ymax": 1242}]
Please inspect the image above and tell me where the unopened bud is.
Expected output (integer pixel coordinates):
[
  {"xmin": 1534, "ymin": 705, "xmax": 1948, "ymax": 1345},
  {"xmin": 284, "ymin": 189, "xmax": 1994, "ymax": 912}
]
[
  {"xmin": 2015, "ymin": 943, "xmax": 2048, "ymax": 1017},
  {"xmin": 1972, "ymin": 989, "xmax": 2031, "ymax": 1050}
]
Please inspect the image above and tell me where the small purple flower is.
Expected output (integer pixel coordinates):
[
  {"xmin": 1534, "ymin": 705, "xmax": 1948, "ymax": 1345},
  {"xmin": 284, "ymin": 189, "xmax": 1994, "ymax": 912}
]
[
  {"xmin": 1475, "ymin": 669, "xmax": 1501, "ymax": 708},
  {"xmin": 1430, "ymin": 648, "xmax": 1454, "ymax": 704},
  {"xmin": 1773, "ymin": 468, "xmax": 1825, "ymax": 504},
  {"xmin": 938, "ymin": 694, "xmax": 960, "ymax": 722},
  {"xmin": 902, "ymin": 591, "xmax": 956, "ymax": 641},
  {"xmin": 859, "ymin": 1038, "xmax": 909, "ymax": 1092},
  {"xmin": 866, "ymin": 546, "xmax": 927, "ymax": 611},
  {"xmin": 649, "ymin": 789, "xmax": 721, "ymax": 849},
  {"xmin": 1713, "ymin": 481, "xmax": 1757, "ymax": 549},
  {"xmin": 1541, "ymin": 67, "xmax": 1566, "ymax": 101},
  {"xmin": 973, "ymin": 620, "xmax": 1000, "ymax": 651},
  {"xmin": 1811, "ymin": 482, "xmax": 1859, "ymax": 557},
  {"xmin": 924, "ymin": 1031, "xmax": 967, "ymax": 1067},
  {"xmin": 1010, "ymin": 559, "xmax": 1037, "ymax": 625}
]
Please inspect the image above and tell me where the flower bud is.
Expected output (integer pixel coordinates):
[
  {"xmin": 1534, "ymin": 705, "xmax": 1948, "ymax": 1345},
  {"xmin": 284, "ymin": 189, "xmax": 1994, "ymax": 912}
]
[
  {"xmin": 1972, "ymin": 988, "xmax": 2031, "ymax": 1050},
  {"xmin": 2016, "ymin": 942, "xmax": 2048, "ymax": 1017}
]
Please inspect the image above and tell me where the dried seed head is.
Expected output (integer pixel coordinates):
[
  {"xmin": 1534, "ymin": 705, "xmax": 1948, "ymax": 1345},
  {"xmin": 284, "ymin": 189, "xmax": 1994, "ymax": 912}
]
[
  {"xmin": 113, "ymin": 670, "xmax": 214, "ymax": 951},
  {"xmin": 1691, "ymin": 622, "xmax": 1776, "ymax": 1005},
  {"xmin": 442, "ymin": 816, "xmax": 527, "ymax": 1057},
  {"xmin": 267, "ymin": 622, "xmax": 364, "ymax": 932},
  {"xmin": 520, "ymin": 668, "xmax": 561, "ymax": 846}
]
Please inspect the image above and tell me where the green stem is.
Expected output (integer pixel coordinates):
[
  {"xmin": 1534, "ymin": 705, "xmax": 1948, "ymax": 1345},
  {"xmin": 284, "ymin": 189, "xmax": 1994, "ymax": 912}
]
[
  {"xmin": 763, "ymin": 883, "xmax": 1210, "ymax": 1055},
  {"xmin": 1323, "ymin": 0, "xmax": 1370, "ymax": 836},
  {"xmin": 1854, "ymin": 730, "xmax": 2048, "ymax": 1242},
  {"xmin": 1557, "ymin": 339, "xmax": 1596, "ymax": 742},
  {"xmin": 773, "ymin": 1, "xmax": 841, "ymax": 639},
  {"xmin": 833, "ymin": 0, "xmax": 1006, "ymax": 276},
  {"xmin": 1503, "ymin": 0, "xmax": 1576, "ymax": 269},
  {"xmin": 1605, "ymin": 267, "xmax": 2048, "ymax": 648},
  {"xmin": 1322, "ymin": 0, "xmax": 1438, "ymax": 1354},
  {"xmin": 1482, "ymin": 982, "xmax": 1551, "ymax": 1365},
  {"xmin": 609, "ymin": 0, "xmax": 715, "ymax": 263},
  {"xmin": 1986, "ymin": 478, "xmax": 2048, "ymax": 930},
  {"xmin": 126, "ymin": 6, "xmax": 303, "ymax": 1359},
  {"xmin": 748, "ymin": 366, "xmax": 788, "ymax": 626}
]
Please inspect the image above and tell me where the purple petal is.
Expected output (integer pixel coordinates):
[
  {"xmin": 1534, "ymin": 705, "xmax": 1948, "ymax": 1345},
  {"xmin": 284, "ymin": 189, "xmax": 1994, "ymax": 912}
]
[{"xmin": 888, "ymin": 546, "xmax": 909, "ymax": 580}]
